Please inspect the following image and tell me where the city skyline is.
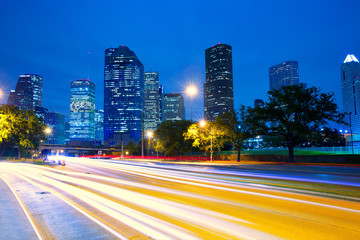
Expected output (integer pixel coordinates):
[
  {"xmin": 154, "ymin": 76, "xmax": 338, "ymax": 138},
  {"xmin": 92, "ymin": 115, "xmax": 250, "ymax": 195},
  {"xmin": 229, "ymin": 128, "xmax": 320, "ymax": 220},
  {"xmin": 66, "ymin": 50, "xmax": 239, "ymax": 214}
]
[{"xmin": 0, "ymin": 1, "xmax": 359, "ymax": 120}]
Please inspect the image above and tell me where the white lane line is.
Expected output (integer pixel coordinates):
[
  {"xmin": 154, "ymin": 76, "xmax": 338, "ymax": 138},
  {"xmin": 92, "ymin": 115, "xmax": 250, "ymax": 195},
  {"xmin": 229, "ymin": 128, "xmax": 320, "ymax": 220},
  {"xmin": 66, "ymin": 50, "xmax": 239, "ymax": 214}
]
[
  {"xmin": 9, "ymin": 172, "xmax": 129, "ymax": 240},
  {"xmin": 0, "ymin": 175, "xmax": 44, "ymax": 240}
]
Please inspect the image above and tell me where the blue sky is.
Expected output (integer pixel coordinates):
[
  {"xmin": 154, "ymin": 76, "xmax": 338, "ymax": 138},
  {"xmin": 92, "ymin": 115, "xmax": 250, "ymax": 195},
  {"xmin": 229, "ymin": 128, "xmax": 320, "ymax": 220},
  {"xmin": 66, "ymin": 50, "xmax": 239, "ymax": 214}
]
[{"xmin": 0, "ymin": 0, "xmax": 359, "ymax": 120}]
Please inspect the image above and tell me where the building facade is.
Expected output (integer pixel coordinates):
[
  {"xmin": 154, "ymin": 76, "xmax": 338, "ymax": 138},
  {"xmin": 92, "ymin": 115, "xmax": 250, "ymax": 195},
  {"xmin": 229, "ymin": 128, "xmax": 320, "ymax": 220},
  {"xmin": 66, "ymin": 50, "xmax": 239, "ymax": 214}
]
[
  {"xmin": 269, "ymin": 61, "xmax": 299, "ymax": 91},
  {"xmin": 70, "ymin": 79, "xmax": 95, "ymax": 141},
  {"xmin": 163, "ymin": 93, "xmax": 185, "ymax": 121},
  {"xmin": 95, "ymin": 109, "xmax": 104, "ymax": 143},
  {"xmin": 144, "ymin": 72, "xmax": 162, "ymax": 132},
  {"xmin": 8, "ymin": 74, "xmax": 43, "ymax": 110},
  {"xmin": 204, "ymin": 43, "xmax": 234, "ymax": 121},
  {"xmin": 46, "ymin": 111, "xmax": 65, "ymax": 144},
  {"xmin": 341, "ymin": 54, "xmax": 360, "ymax": 136},
  {"xmin": 104, "ymin": 45, "xmax": 144, "ymax": 144},
  {"xmin": 254, "ymin": 99, "xmax": 264, "ymax": 108}
]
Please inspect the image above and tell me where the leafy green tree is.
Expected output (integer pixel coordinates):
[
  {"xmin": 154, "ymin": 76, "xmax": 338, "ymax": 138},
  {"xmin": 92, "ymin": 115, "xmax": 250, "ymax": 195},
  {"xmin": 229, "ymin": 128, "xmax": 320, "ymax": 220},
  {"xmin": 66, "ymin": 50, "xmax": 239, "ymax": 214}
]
[
  {"xmin": 252, "ymin": 84, "xmax": 345, "ymax": 162},
  {"xmin": 0, "ymin": 104, "xmax": 46, "ymax": 157},
  {"xmin": 184, "ymin": 121, "xmax": 224, "ymax": 156},
  {"xmin": 214, "ymin": 106, "xmax": 257, "ymax": 162},
  {"xmin": 154, "ymin": 120, "xmax": 193, "ymax": 156}
]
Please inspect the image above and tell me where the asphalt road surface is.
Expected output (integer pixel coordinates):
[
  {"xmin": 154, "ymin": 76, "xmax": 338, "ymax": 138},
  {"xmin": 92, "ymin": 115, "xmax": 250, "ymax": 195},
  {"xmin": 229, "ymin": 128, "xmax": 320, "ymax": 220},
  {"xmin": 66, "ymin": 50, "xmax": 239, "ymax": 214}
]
[{"xmin": 1, "ymin": 158, "xmax": 360, "ymax": 240}]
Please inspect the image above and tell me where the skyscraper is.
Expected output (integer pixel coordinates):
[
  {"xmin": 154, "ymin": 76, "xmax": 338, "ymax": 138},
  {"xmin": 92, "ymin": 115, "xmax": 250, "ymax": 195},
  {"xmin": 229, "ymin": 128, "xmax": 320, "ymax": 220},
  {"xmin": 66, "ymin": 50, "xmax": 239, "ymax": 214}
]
[
  {"xmin": 95, "ymin": 109, "xmax": 104, "ymax": 143},
  {"xmin": 104, "ymin": 45, "xmax": 144, "ymax": 144},
  {"xmin": 8, "ymin": 74, "xmax": 43, "ymax": 110},
  {"xmin": 46, "ymin": 111, "xmax": 65, "ymax": 144},
  {"xmin": 163, "ymin": 93, "xmax": 185, "ymax": 121},
  {"xmin": 204, "ymin": 43, "xmax": 234, "ymax": 121},
  {"xmin": 70, "ymin": 79, "xmax": 95, "ymax": 141},
  {"xmin": 341, "ymin": 54, "xmax": 360, "ymax": 135},
  {"xmin": 254, "ymin": 99, "xmax": 264, "ymax": 108},
  {"xmin": 269, "ymin": 61, "xmax": 299, "ymax": 91},
  {"xmin": 144, "ymin": 71, "xmax": 161, "ymax": 132}
]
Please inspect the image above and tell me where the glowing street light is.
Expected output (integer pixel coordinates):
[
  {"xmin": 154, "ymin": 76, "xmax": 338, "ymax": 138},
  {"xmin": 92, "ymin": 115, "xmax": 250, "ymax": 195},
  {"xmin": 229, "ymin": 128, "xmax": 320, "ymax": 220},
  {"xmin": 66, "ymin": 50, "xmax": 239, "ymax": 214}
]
[
  {"xmin": 44, "ymin": 127, "xmax": 52, "ymax": 135},
  {"xmin": 146, "ymin": 130, "xmax": 154, "ymax": 156},
  {"xmin": 146, "ymin": 130, "xmax": 154, "ymax": 139},
  {"xmin": 44, "ymin": 127, "xmax": 52, "ymax": 144},
  {"xmin": 186, "ymin": 85, "xmax": 198, "ymax": 121}
]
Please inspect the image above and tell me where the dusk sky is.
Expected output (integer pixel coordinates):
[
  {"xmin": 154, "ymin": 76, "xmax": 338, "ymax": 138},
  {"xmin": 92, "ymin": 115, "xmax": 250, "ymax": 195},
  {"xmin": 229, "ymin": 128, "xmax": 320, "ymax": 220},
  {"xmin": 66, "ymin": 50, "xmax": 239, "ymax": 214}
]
[{"xmin": 0, "ymin": 0, "xmax": 359, "ymax": 121}]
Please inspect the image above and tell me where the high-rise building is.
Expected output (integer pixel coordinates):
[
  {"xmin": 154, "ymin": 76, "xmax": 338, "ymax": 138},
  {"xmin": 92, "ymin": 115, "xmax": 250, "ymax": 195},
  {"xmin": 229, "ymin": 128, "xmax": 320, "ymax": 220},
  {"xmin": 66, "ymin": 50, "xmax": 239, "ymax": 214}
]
[
  {"xmin": 46, "ymin": 111, "xmax": 65, "ymax": 144},
  {"xmin": 104, "ymin": 45, "xmax": 144, "ymax": 144},
  {"xmin": 163, "ymin": 93, "xmax": 185, "ymax": 121},
  {"xmin": 269, "ymin": 61, "xmax": 299, "ymax": 91},
  {"xmin": 70, "ymin": 79, "xmax": 95, "ymax": 141},
  {"xmin": 204, "ymin": 43, "xmax": 234, "ymax": 121},
  {"xmin": 8, "ymin": 74, "xmax": 43, "ymax": 110},
  {"xmin": 254, "ymin": 99, "xmax": 264, "ymax": 108},
  {"xmin": 159, "ymin": 85, "xmax": 164, "ymax": 122},
  {"xmin": 144, "ymin": 72, "xmax": 162, "ymax": 132},
  {"xmin": 95, "ymin": 109, "xmax": 104, "ymax": 143},
  {"xmin": 341, "ymin": 54, "xmax": 360, "ymax": 135}
]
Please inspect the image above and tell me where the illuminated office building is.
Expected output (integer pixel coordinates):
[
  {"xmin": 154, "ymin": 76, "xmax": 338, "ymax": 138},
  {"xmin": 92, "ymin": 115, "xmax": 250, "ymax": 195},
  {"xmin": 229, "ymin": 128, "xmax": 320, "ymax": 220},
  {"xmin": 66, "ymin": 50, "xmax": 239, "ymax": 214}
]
[
  {"xmin": 95, "ymin": 109, "xmax": 104, "ymax": 142},
  {"xmin": 144, "ymin": 72, "xmax": 162, "ymax": 132},
  {"xmin": 269, "ymin": 61, "xmax": 299, "ymax": 91},
  {"xmin": 204, "ymin": 43, "xmax": 234, "ymax": 121},
  {"xmin": 46, "ymin": 111, "xmax": 65, "ymax": 144},
  {"xmin": 70, "ymin": 79, "xmax": 95, "ymax": 141},
  {"xmin": 341, "ymin": 54, "xmax": 360, "ymax": 135},
  {"xmin": 8, "ymin": 74, "xmax": 43, "ymax": 110},
  {"xmin": 104, "ymin": 45, "xmax": 144, "ymax": 144},
  {"xmin": 163, "ymin": 93, "xmax": 185, "ymax": 121}
]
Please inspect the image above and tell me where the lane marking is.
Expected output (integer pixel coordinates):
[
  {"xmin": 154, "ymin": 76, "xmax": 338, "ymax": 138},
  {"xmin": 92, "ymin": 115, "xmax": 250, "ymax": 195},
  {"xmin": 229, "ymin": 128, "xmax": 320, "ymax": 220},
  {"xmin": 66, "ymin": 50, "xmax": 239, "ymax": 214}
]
[
  {"xmin": 0, "ymin": 175, "xmax": 44, "ymax": 240},
  {"xmin": 9, "ymin": 172, "xmax": 129, "ymax": 240}
]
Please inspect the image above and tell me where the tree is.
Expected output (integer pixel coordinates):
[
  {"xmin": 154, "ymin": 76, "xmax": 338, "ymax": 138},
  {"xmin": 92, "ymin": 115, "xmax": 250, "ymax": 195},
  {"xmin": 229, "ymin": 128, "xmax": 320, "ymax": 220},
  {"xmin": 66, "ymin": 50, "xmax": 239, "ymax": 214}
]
[
  {"xmin": 214, "ymin": 106, "xmax": 257, "ymax": 162},
  {"xmin": 0, "ymin": 104, "xmax": 46, "ymax": 157},
  {"xmin": 154, "ymin": 120, "xmax": 193, "ymax": 156},
  {"xmin": 184, "ymin": 121, "xmax": 224, "ymax": 157},
  {"xmin": 253, "ymin": 84, "xmax": 345, "ymax": 162}
]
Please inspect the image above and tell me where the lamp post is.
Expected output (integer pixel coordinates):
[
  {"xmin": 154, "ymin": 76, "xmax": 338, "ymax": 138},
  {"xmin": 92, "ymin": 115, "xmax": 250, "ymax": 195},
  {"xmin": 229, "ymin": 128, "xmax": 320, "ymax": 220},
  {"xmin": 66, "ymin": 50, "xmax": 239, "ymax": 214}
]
[
  {"xmin": 146, "ymin": 130, "xmax": 153, "ymax": 156},
  {"xmin": 199, "ymin": 120, "xmax": 213, "ymax": 162},
  {"xmin": 186, "ymin": 85, "xmax": 198, "ymax": 121},
  {"xmin": 44, "ymin": 127, "xmax": 52, "ymax": 143}
]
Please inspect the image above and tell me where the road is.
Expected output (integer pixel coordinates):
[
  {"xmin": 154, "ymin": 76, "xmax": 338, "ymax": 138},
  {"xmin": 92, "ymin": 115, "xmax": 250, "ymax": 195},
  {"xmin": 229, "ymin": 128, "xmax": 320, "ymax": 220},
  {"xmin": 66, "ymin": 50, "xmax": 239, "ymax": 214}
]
[{"xmin": 0, "ymin": 158, "xmax": 360, "ymax": 240}]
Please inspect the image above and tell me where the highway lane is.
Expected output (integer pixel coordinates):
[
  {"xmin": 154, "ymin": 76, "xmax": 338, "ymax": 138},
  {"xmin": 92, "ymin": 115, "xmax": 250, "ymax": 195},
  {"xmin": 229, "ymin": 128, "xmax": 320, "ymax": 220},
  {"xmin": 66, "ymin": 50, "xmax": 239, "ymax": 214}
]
[{"xmin": 1, "ymin": 158, "xmax": 360, "ymax": 240}]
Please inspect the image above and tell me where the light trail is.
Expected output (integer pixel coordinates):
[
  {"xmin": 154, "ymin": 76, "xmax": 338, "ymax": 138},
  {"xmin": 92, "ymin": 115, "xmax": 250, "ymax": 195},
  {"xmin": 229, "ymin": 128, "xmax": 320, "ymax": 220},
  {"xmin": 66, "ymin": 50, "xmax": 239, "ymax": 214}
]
[
  {"xmin": 6, "ymin": 164, "xmax": 278, "ymax": 240},
  {"xmin": 64, "ymin": 158, "xmax": 360, "ymax": 213},
  {"xmin": 1, "ymin": 160, "xmax": 360, "ymax": 240}
]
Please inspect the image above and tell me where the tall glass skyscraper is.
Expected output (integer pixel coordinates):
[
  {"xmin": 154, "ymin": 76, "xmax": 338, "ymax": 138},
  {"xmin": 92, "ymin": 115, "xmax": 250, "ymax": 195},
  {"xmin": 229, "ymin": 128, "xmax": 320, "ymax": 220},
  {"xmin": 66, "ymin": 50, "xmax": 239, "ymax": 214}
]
[
  {"xmin": 204, "ymin": 43, "xmax": 234, "ymax": 121},
  {"xmin": 8, "ymin": 74, "xmax": 43, "ymax": 110},
  {"xmin": 104, "ymin": 45, "xmax": 144, "ymax": 144},
  {"xmin": 144, "ymin": 71, "xmax": 161, "ymax": 132},
  {"xmin": 95, "ymin": 109, "xmax": 104, "ymax": 143},
  {"xmin": 70, "ymin": 79, "xmax": 95, "ymax": 141},
  {"xmin": 46, "ymin": 111, "xmax": 65, "ymax": 144},
  {"xmin": 163, "ymin": 93, "xmax": 185, "ymax": 121},
  {"xmin": 269, "ymin": 61, "xmax": 299, "ymax": 91},
  {"xmin": 341, "ymin": 54, "xmax": 360, "ymax": 136}
]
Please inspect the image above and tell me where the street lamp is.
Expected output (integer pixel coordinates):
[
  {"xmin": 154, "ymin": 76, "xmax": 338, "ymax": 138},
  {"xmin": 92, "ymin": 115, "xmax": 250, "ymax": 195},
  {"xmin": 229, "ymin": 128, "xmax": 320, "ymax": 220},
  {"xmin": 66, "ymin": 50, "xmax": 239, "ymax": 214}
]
[
  {"xmin": 199, "ymin": 120, "xmax": 213, "ymax": 162},
  {"xmin": 44, "ymin": 127, "xmax": 52, "ymax": 135},
  {"xmin": 186, "ymin": 85, "xmax": 198, "ymax": 121},
  {"xmin": 146, "ymin": 130, "xmax": 154, "ymax": 156},
  {"xmin": 44, "ymin": 127, "xmax": 52, "ymax": 144}
]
